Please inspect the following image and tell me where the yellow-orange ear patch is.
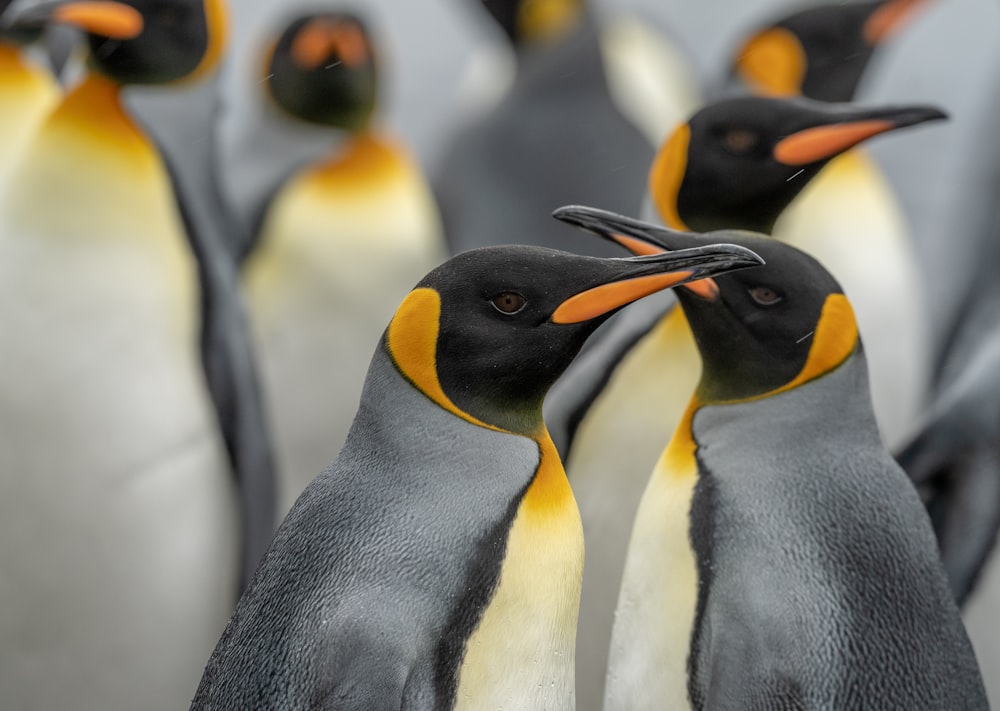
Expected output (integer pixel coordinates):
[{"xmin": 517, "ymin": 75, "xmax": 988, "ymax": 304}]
[
  {"xmin": 386, "ymin": 288, "xmax": 497, "ymax": 431},
  {"xmin": 649, "ymin": 124, "xmax": 692, "ymax": 231},
  {"xmin": 773, "ymin": 120, "xmax": 895, "ymax": 166},
  {"xmin": 190, "ymin": 0, "xmax": 228, "ymax": 79},
  {"xmin": 775, "ymin": 293, "xmax": 858, "ymax": 394},
  {"xmin": 735, "ymin": 27, "xmax": 806, "ymax": 97}
]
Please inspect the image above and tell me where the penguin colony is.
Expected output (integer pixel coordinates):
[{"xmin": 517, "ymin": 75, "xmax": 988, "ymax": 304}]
[{"xmin": 0, "ymin": 0, "xmax": 996, "ymax": 709}]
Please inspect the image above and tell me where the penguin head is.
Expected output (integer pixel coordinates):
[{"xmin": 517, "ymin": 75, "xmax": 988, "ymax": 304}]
[
  {"xmin": 8, "ymin": 0, "xmax": 227, "ymax": 84},
  {"xmin": 264, "ymin": 11, "xmax": 377, "ymax": 132},
  {"xmin": 480, "ymin": 0, "xmax": 584, "ymax": 47},
  {"xmin": 650, "ymin": 96, "xmax": 946, "ymax": 234},
  {"xmin": 732, "ymin": 0, "xmax": 930, "ymax": 101},
  {"xmin": 384, "ymin": 243, "xmax": 763, "ymax": 434},
  {"xmin": 555, "ymin": 205, "xmax": 860, "ymax": 404}
]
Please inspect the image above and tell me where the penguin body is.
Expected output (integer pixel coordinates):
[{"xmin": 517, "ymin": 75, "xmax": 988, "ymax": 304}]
[
  {"xmin": 240, "ymin": 12, "xmax": 445, "ymax": 514},
  {"xmin": 556, "ymin": 207, "xmax": 988, "ymax": 710},
  {"xmin": 0, "ymin": 2, "xmax": 264, "ymax": 708},
  {"xmin": 193, "ymin": 242, "xmax": 764, "ymax": 708},
  {"xmin": 555, "ymin": 97, "xmax": 945, "ymax": 703},
  {"xmin": 437, "ymin": 1, "xmax": 660, "ymax": 258}
]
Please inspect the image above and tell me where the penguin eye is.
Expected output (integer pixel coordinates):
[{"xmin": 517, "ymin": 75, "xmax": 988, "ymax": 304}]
[
  {"xmin": 490, "ymin": 292, "xmax": 527, "ymax": 315},
  {"xmin": 749, "ymin": 286, "xmax": 783, "ymax": 306},
  {"xmin": 723, "ymin": 128, "xmax": 760, "ymax": 154}
]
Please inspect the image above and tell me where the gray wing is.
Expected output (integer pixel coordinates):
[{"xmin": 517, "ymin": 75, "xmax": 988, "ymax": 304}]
[{"xmin": 126, "ymin": 79, "xmax": 277, "ymax": 589}]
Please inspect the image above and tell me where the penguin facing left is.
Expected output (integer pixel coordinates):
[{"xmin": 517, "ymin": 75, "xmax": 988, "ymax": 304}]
[
  {"xmin": 191, "ymin": 242, "xmax": 763, "ymax": 710},
  {"xmin": 555, "ymin": 206, "xmax": 989, "ymax": 711},
  {"xmin": 241, "ymin": 11, "xmax": 446, "ymax": 516},
  {"xmin": 0, "ymin": 1, "xmax": 275, "ymax": 709}
]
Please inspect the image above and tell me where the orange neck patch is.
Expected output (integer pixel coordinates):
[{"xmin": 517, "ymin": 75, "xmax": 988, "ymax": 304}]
[
  {"xmin": 305, "ymin": 132, "xmax": 403, "ymax": 193},
  {"xmin": 188, "ymin": 0, "xmax": 228, "ymax": 82},
  {"xmin": 649, "ymin": 124, "xmax": 691, "ymax": 231},
  {"xmin": 735, "ymin": 27, "xmax": 806, "ymax": 97}
]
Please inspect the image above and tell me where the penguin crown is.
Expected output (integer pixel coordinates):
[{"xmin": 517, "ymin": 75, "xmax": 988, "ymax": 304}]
[
  {"xmin": 386, "ymin": 243, "xmax": 762, "ymax": 433},
  {"xmin": 265, "ymin": 11, "xmax": 377, "ymax": 131},
  {"xmin": 5, "ymin": 0, "xmax": 227, "ymax": 85},
  {"xmin": 554, "ymin": 205, "xmax": 858, "ymax": 403}
]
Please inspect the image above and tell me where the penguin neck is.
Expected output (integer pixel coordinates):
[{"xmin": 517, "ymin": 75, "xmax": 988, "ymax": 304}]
[
  {"xmin": 50, "ymin": 73, "xmax": 151, "ymax": 156},
  {"xmin": 307, "ymin": 129, "xmax": 406, "ymax": 192}
]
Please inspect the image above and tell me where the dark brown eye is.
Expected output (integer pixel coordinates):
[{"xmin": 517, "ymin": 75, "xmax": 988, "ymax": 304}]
[
  {"xmin": 723, "ymin": 128, "xmax": 759, "ymax": 154},
  {"xmin": 750, "ymin": 286, "xmax": 783, "ymax": 306},
  {"xmin": 491, "ymin": 292, "xmax": 526, "ymax": 314}
]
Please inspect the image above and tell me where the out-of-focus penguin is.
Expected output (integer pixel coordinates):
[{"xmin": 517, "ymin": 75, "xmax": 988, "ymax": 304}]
[
  {"xmin": 556, "ymin": 205, "xmax": 989, "ymax": 711},
  {"xmin": 240, "ymin": 11, "xmax": 445, "ymax": 515},
  {"xmin": 0, "ymin": 0, "xmax": 60, "ymax": 180},
  {"xmin": 0, "ymin": 1, "xmax": 276, "ymax": 709},
  {"xmin": 730, "ymin": 0, "xmax": 933, "ymax": 102},
  {"xmin": 436, "ymin": 0, "xmax": 698, "ymax": 258},
  {"xmin": 191, "ymin": 242, "xmax": 763, "ymax": 709},
  {"xmin": 550, "ymin": 96, "xmax": 945, "ymax": 706}
]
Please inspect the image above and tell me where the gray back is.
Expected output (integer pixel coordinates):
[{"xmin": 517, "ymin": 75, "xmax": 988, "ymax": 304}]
[
  {"xmin": 193, "ymin": 345, "xmax": 540, "ymax": 709},
  {"xmin": 687, "ymin": 353, "xmax": 988, "ymax": 710}
]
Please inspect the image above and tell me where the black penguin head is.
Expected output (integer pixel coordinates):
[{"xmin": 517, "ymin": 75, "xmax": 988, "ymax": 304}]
[
  {"xmin": 383, "ymin": 243, "xmax": 763, "ymax": 434},
  {"xmin": 479, "ymin": 0, "xmax": 584, "ymax": 47},
  {"xmin": 732, "ymin": 0, "xmax": 930, "ymax": 102},
  {"xmin": 649, "ymin": 96, "xmax": 947, "ymax": 234},
  {"xmin": 8, "ymin": 0, "xmax": 226, "ymax": 84},
  {"xmin": 264, "ymin": 12, "xmax": 377, "ymax": 132},
  {"xmin": 556, "ymin": 205, "xmax": 861, "ymax": 404}
]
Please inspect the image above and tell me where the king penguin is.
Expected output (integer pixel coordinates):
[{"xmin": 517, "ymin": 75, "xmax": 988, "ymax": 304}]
[
  {"xmin": 240, "ymin": 11, "xmax": 446, "ymax": 516},
  {"xmin": 0, "ymin": 0, "xmax": 60, "ymax": 182},
  {"xmin": 729, "ymin": 0, "xmax": 933, "ymax": 102},
  {"xmin": 550, "ymin": 96, "xmax": 945, "ymax": 708},
  {"xmin": 435, "ymin": 0, "xmax": 697, "ymax": 258},
  {"xmin": 0, "ymin": 1, "xmax": 276, "ymax": 709},
  {"xmin": 191, "ymin": 242, "xmax": 763, "ymax": 709},
  {"xmin": 555, "ymin": 205, "xmax": 989, "ymax": 711}
]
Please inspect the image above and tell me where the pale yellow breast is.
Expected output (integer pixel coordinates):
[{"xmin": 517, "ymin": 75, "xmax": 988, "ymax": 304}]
[
  {"xmin": 243, "ymin": 133, "xmax": 445, "ymax": 512},
  {"xmin": 604, "ymin": 409, "xmax": 700, "ymax": 711},
  {"xmin": 455, "ymin": 436, "xmax": 584, "ymax": 711}
]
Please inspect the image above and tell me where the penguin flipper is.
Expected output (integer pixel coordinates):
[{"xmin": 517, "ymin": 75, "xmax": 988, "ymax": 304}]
[
  {"xmin": 159, "ymin": 132, "xmax": 278, "ymax": 590},
  {"xmin": 896, "ymin": 375, "xmax": 1000, "ymax": 604},
  {"xmin": 544, "ymin": 289, "xmax": 676, "ymax": 458}
]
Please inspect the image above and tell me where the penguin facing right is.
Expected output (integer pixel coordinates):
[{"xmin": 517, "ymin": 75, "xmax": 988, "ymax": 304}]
[
  {"xmin": 555, "ymin": 205, "xmax": 989, "ymax": 711},
  {"xmin": 192, "ymin": 242, "xmax": 763, "ymax": 709},
  {"xmin": 549, "ymin": 96, "xmax": 945, "ymax": 709},
  {"xmin": 730, "ymin": 0, "xmax": 933, "ymax": 102},
  {"xmin": 240, "ymin": 11, "xmax": 445, "ymax": 515}
]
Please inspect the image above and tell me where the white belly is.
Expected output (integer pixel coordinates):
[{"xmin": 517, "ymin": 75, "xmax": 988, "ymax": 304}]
[
  {"xmin": 245, "ymin": 158, "xmax": 444, "ymax": 515},
  {"xmin": 0, "ymin": 125, "xmax": 238, "ymax": 711}
]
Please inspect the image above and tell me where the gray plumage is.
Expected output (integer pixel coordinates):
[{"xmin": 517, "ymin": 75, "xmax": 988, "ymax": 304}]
[
  {"xmin": 436, "ymin": 14, "xmax": 651, "ymax": 258},
  {"xmin": 688, "ymin": 352, "xmax": 989, "ymax": 709},
  {"xmin": 192, "ymin": 346, "xmax": 540, "ymax": 709}
]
